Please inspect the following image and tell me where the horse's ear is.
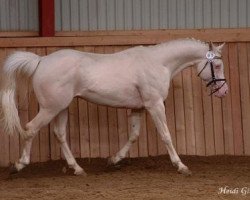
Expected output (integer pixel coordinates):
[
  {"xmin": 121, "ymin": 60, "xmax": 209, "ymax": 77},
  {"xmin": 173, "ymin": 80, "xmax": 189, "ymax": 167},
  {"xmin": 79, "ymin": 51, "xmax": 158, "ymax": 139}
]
[
  {"xmin": 216, "ymin": 43, "xmax": 225, "ymax": 53},
  {"xmin": 209, "ymin": 42, "xmax": 217, "ymax": 52}
]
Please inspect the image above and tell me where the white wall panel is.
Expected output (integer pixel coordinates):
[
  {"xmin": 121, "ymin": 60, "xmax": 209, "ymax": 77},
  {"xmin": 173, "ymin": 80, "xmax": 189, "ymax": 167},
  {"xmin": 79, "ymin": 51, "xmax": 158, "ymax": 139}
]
[
  {"xmin": 57, "ymin": 0, "xmax": 250, "ymax": 31},
  {"xmin": 0, "ymin": 0, "xmax": 38, "ymax": 31},
  {"xmin": 1, "ymin": 0, "xmax": 250, "ymax": 32}
]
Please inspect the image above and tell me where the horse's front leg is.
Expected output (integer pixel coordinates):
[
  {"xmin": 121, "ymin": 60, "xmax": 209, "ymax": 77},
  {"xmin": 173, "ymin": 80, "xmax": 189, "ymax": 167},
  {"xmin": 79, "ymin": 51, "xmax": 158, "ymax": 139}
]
[{"xmin": 146, "ymin": 100, "xmax": 192, "ymax": 175}]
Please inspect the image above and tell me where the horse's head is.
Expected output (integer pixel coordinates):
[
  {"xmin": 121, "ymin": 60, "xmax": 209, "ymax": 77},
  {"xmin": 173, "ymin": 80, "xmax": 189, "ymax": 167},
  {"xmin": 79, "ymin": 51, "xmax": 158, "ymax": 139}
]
[{"xmin": 196, "ymin": 42, "xmax": 228, "ymax": 98}]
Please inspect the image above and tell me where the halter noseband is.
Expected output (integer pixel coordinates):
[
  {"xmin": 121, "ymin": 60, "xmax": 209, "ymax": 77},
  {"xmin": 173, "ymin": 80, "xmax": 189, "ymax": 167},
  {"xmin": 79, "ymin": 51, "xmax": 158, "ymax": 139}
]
[{"xmin": 197, "ymin": 43, "xmax": 226, "ymax": 95}]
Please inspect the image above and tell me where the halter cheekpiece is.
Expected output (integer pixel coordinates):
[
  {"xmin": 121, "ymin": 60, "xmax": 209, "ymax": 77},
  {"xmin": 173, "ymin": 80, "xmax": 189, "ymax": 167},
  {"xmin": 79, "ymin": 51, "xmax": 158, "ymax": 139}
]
[{"xmin": 198, "ymin": 42, "xmax": 226, "ymax": 95}]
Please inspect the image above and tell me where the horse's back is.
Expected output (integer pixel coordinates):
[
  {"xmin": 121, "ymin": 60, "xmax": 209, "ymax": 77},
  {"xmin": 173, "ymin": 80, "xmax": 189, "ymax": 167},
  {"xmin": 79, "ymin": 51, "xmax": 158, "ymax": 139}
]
[{"xmin": 32, "ymin": 47, "xmax": 149, "ymax": 109}]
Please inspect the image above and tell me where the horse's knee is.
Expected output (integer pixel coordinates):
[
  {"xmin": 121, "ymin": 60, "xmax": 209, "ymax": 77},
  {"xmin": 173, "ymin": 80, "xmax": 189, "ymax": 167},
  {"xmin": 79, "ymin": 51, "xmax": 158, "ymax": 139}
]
[{"xmin": 54, "ymin": 126, "xmax": 66, "ymax": 144}]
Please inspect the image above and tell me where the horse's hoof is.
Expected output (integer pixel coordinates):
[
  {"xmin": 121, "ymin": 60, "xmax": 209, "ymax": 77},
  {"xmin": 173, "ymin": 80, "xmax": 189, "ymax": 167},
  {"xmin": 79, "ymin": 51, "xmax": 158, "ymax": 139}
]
[
  {"xmin": 74, "ymin": 168, "xmax": 87, "ymax": 176},
  {"xmin": 9, "ymin": 164, "xmax": 19, "ymax": 175},
  {"xmin": 107, "ymin": 157, "xmax": 115, "ymax": 166},
  {"xmin": 106, "ymin": 157, "xmax": 121, "ymax": 171},
  {"xmin": 178, "ymin": 166, "xmax": 192, "ymax": 176}
]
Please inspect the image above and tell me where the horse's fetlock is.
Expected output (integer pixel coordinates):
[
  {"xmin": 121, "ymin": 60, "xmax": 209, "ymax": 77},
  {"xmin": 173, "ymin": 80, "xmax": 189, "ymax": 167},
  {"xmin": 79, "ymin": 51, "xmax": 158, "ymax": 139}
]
[
  {"xmin": 129, "ymin": 136, "xmax": 137, "ymax": 143},
  {"xmin": 68, "ymin": 160, "xmax": 77, "ymax": 168}
]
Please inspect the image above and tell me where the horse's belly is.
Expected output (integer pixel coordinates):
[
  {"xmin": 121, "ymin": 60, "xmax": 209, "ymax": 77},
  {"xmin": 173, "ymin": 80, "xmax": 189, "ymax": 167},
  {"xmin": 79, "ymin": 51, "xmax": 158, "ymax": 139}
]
[{"xmin": 77, "ymin": 87, "xmax": 144, "ymax": 109}]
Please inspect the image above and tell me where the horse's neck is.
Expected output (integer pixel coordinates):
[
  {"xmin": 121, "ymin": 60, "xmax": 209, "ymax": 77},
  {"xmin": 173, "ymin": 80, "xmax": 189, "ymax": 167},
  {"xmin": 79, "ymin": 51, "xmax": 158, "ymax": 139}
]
[{"xmin": 153, "ymin": 41, "xmax": 208, "ymax": 77}]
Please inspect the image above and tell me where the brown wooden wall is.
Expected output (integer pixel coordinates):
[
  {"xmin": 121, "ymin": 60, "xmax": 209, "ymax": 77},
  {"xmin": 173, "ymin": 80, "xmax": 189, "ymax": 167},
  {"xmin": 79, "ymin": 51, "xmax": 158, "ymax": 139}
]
[{"xmin": 1, "ymin": 29, "xmax": 250, "ymax": 167}]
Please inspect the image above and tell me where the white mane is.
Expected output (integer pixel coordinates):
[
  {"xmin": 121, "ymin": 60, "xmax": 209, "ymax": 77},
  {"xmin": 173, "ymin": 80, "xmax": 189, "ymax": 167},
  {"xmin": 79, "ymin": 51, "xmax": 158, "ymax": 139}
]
[{"xmin": 154, "ymin": 38, "xmax": 208, "ymax": 49}]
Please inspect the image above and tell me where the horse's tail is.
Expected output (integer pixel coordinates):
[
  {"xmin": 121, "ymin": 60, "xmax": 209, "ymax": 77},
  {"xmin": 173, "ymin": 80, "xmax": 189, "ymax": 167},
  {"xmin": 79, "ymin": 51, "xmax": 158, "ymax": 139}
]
[{"xmin": 0, "ymin": 51, "xmax": 41, "ymax": 138}]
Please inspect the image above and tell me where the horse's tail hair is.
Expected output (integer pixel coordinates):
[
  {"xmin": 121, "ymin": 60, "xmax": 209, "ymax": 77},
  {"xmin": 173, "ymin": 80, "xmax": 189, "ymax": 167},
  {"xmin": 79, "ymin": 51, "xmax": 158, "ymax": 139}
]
[{"xmin": 0, "ymin": 51, "xmax": 41, "ymax": 138}]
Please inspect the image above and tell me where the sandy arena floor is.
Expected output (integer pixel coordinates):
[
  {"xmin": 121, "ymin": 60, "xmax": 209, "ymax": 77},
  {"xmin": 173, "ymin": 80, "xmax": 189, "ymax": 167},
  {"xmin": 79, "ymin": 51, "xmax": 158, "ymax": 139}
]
[{"xmin": 0, "ymin": 156, "xmax": 249, "ymax": 200}]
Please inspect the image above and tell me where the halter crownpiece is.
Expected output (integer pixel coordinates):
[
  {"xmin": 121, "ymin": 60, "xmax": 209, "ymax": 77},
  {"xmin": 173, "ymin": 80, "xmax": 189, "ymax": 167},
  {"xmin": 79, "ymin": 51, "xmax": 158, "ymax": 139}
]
[{"xmin": 197, "ymin": 42, "xmax": 226, "ymax": 95}]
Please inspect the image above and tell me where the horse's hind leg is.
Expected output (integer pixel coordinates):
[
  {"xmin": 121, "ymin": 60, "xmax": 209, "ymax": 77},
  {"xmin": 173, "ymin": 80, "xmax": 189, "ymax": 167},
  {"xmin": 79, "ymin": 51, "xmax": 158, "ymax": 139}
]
[
  {"xmin": 53, "ymin": 109, "xmax": 85, "ymax": 176},
  {"xmin": 108, "ymin": 109, "xmax": 142, "ymax": 165},
  {"xmin": 13, "ymin": 108, "xmax": 57, "ymax": 173}
]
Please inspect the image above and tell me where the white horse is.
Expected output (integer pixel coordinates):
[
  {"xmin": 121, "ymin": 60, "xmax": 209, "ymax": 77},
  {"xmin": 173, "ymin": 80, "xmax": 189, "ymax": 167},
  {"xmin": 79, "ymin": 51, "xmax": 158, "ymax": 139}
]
[{"xmin": 0, "ymin": 39, "xmax": 228, "ymax": 176}]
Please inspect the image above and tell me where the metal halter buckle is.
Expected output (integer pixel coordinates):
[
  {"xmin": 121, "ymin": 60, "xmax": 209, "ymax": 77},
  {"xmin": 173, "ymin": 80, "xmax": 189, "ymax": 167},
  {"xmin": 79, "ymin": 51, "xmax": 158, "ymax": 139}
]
[{"xmin": 206, "ymin": 51, "xmax": 216, "ymax": 61}]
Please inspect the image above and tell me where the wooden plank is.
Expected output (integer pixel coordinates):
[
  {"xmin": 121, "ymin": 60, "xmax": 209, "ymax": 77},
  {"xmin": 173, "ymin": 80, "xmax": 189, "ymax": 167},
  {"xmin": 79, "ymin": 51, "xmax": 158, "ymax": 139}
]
[
  {"xmin": 5, "ymin": 48, "xmax": 20, "ymax": 164},
  {"xmin": 86, "ymin": 39, "xmax": 100, "ymax": 157},
  {"xmin": 239, "ymin": 43, "xmax": 250, "ymax": 155},
  {"xmin": 212, "ymin": 96, "xmax": 224, "ymax": 155},
  {"xmin": 88, "ymin": 101, "xmax": 100, "ymax": 158},
  {"xmin": 36, "ymin": 47, "xmax": 50, "ymax": 162},
  {"xmin": 68, "ymin": 98, "xmax": 80, "ymax": 158},
  {"xmin": 55, "ymin": 28, "xmax": 250, "ymax": 38},
  {"xmin": 15, "ymin": 47, "xmax": 28, "ymax": 162},
  {"xmin": 27, "ymin": 47, "xmax": 40, "ymax": 163},
  {"xmin": 114, "ymin": 46, "xmax": 129, "ymax": 158},
  {"xmin": 46, "ymin": 47, "xmax": 61, "ymax": 160},
  {"xmin": 2, "ymin": 29, "xmax": 250, "ymax": 48},
  {"xmin": 95, "ymin": 46, "xmax": 110, "ymax": 158},
  {"xmin": 127, "ymin": 109, "xmax": 139, "ymax": 158},
  {"xmin": 165, "ymin": 82, "xmax": 176, "ymax": 148},
  {"xmin": 0, "ymin": 32, "xmax": 39, "ymax": 37},
  {"xmin": 0, "ymin": 48, "xmax": 10, "ymax": 166},
  {"xmin": 146, "ymin": 112, "xmax": 158, "ymax": 156},
  {"xmin": 77, "ymin": 46, "xmax": 95, "ymax": 158},
  {"xmin": 182, "ymin": 68, "xmax": 196, "ymax": 155},
  {"xmin": 78, "ymin": 98, "xmax": 90, "ymax": 158},
  {"xmin": 75, "ymin": 46, "xmax": 91, "ymax": 158},
  {"xmin": 173, "ymin": 73, "xmax": 186, "ymax": 155},
  {"xmin": 103, "ymin": 46, "xmax": 119, "ymax": 156},
  {"xmin": 191, "ymin": 67, "xmax": 205, "ymax": 155},
  {"xmin": 160, "ymin": 83, "xmax": 176, "ymax": 155},
  {"xmin": 138, "ymin": 110, "xmax": 148, "ymax": 157},
  {"xmin": 221, "ymin": 44, "xmax": 234, "ymax": 155},
  {"xmin": 117, "ymin": 108, "xmax": 129, "ymax": 157},
  {"xmin": 228, "ymin": 43, "xmax": 244, "ymax": 155},
  {"xmin": 202, "ymin": 85, "xmax": 215, "ymax": 156}
]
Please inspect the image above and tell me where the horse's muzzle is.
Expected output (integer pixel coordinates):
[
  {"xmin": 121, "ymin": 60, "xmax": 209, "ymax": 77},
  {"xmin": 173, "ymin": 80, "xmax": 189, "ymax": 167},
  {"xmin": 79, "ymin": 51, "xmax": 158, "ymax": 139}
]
[{"xmin": 213, "ymin": 82, "xmax": 229, "ymax": 98}]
